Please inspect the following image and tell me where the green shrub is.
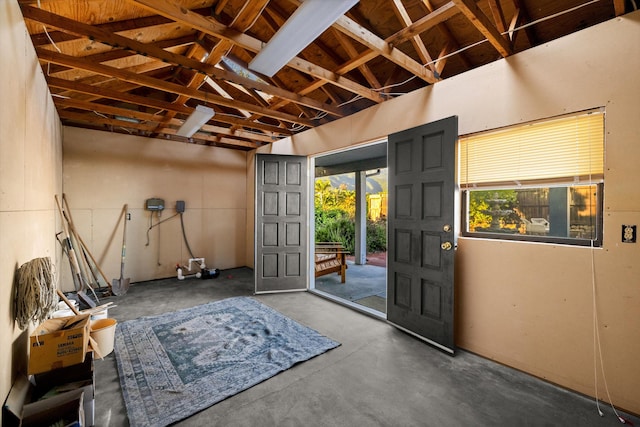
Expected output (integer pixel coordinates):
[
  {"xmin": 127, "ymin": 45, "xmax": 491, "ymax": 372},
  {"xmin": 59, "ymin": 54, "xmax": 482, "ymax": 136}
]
[
  {"xmin": 315, "ymin": 207, "xmax": 387, "ymax": 254},
  {"xmin": 315, "ymin": 208, "xmax": 355, "ymax": 252},
  {"xmin": 314, "ymin": 178, "xmax": 387, "ymax": 254},
  {"xmin": 366, "ymin": 218, "xmax": 387, "ymax": 253}
]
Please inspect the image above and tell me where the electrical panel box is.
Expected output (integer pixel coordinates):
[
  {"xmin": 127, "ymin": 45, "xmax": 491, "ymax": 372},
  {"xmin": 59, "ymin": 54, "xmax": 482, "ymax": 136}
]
[
  {"xmin": 145, "ymin": 198, "xmax": 165, "ymax": 211},
  {"xmin": 176, "ymin": 200, "xmax": 185, "ymax": 213}
]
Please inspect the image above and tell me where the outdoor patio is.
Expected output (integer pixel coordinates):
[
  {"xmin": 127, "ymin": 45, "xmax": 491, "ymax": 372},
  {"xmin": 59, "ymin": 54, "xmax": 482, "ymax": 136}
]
[{"xmin": 313, "ymin": 255, "xmax": 387, "ymax": 314}]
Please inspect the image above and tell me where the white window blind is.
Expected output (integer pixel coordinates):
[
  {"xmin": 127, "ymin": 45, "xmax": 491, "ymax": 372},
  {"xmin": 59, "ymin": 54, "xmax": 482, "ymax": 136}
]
[{"xmin": 459, "ymin": 111, "xmax": 604, "ymax": 186}]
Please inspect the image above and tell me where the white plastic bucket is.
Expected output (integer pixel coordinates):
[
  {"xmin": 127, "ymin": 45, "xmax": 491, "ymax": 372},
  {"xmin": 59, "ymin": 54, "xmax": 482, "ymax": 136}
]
[
  {"xmin": 51, "ymin": 309, "xmax": 75, "ymax": 318},
  {"xmin": 90, "ymin": 318, "xmax": 117, "ymax": 356},
  {"xmin": 57, "ymin": 299, "xmax": 78, "ymax": 311},
  {"xmin": 91, "ymin": 309, "xmax": 108, "ymax": 321}
]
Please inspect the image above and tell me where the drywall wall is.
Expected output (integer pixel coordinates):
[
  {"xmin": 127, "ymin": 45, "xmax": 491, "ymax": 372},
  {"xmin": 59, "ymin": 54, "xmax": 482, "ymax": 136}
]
[
  {"xmin": 247, "ymin": 12, "xmax": 640, "ymax": 415},
  {"xmin": 0, "ymin": 0, "xmax": 63, "ymax": 410},
  {"xmin": 62, "ymin": 128, "xmax": 247, "ymax": 285}
]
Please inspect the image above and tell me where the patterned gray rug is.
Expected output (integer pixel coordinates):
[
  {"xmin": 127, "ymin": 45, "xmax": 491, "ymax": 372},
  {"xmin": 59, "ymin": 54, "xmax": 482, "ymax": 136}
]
[{"xmin": 114, "ymin": 297, "xmax": 340, "ymax": 427}]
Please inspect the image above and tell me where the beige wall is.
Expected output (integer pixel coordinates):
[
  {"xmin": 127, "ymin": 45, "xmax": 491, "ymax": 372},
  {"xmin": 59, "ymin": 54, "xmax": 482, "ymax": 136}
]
[
  {"xmin": 247, "ymin": 12, "xmax": 640, "ymax": 415},
  {"xmin": 0, "ymin": 0, "xmax": 63, "ymax": 410},
  {"xmin": 62, "ymin": 128, "xmax": 247, "ymax": 285}
]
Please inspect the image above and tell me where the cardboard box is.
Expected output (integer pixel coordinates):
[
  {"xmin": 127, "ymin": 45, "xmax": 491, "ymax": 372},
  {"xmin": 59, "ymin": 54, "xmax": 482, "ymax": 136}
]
[
  {"xmin": 34, "ymin": 352, "xmax": 95, "ymax": 426},
  {"xmin": 3, "ymin": 376, "xmax": 85, "ymax": 427},
  {"xmin": 28, "ymin": 314, "xmax": 91, "ymax": 375}
]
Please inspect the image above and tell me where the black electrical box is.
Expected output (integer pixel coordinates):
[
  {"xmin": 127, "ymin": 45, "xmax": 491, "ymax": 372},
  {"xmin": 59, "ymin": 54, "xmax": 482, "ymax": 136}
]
[
  {"xmin": 145, "ymin": 198, "xmax": 165, "ymax": 211},
  {"xmin": 176, "ymin": 200, "xmax": 185, "ymax": 213}
]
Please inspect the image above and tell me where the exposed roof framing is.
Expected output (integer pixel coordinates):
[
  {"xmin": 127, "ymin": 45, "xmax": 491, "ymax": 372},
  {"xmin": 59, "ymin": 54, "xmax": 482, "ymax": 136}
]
[{"xmin": 19, "ymin": 0, "xmax": 624, "ymax": 151}]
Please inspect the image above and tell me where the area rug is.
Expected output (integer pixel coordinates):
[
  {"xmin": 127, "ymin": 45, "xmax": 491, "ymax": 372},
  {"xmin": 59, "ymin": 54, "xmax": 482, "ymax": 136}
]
[{"xmin": 114, "ymin": 297, "xmax": 340, "ymax": 427}]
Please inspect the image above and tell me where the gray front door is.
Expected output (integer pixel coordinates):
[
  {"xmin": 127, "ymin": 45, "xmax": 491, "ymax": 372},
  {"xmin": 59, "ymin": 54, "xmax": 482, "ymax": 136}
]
[
  {"xmin": 387, "ymin": 116, "xmax": 458, "ymax": 354},
  {"xmin": 255, "ymin": 154, "xmax": 308, "ymax": 293}
]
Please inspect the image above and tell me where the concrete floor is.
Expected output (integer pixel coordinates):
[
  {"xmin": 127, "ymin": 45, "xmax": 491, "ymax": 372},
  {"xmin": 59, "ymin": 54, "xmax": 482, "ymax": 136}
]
[{"xmin": 95, "ymin": 267, "xmax": 639, "ymax": 426}]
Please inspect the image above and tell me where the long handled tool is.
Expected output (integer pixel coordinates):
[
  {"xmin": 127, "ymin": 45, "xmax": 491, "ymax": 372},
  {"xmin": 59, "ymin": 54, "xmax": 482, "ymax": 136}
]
[
  {"xmin": 112, "ymin": 204, "xmax": 131, "ymax": 296},
  {"xmin": 63, "ymin": 194, "xmax": 112, "ymax": 295},
  {"xmin": 54, "ymin": 195, "xmax": 96, "ymax": 308}
]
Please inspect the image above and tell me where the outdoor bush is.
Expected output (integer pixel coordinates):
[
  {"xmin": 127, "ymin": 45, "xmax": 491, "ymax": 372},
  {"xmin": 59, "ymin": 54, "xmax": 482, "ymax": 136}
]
[
  {"xmin": 314, "ymin": 177, "xmax": 387, "ymax": 254},
  {"xmin": 366, "ymin": 218, "xmax": 387, "ymax": 253},
  {"xmin": 315, "ymin": 208, "xmax": 355, "ymax": 252}
]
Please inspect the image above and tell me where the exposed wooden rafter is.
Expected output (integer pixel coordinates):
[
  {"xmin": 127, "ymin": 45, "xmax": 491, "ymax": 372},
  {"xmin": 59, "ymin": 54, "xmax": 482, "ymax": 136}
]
[
  {"xmin": 37, "ymin": 47, "xmax": 314, "ymax": 126},
  {"xmin": 451, "ymin": 0, "xmax": 512, "ymax": 57},
  {"xmin": 21, "ymin": 5, "xmax": 343, "ymax": 118},
  {"xmin": 47, "ymin": 76, "xmax": 292, "ymax": 136},
  {"xmin": 124, "ymin": 0, "xmax": 385, "ymax": 103},
  {"xmin": 18, "ymin": 0, "xmax": 616, "ymax": 151}
]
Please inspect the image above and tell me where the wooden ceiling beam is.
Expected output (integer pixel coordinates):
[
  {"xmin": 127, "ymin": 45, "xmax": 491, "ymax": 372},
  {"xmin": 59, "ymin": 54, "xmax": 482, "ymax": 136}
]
[
  {"xmin": 510, "ymin": 0, "xmax": 536, "ymax": 46},
  {"xmin": 55, "ymin": 98, "xmax": 162, "ymax": 123},
  {"xmin": 53, "ymin": 61, "xmax": 172, "ymax": 101},
  {"xmin": 285, "ymin": 55, "xmax": 383, "ymax": 102},
  {"xmin": 29, "ymin": 13, "xmax": 175, "ymax": 46},
  {"xmin": 209, "ymin": 1, "xmax": 297, "ymax": 136},
  {"xmin": 391, "ymin": 0, "xmax": 436, "ymax": 72},
  {"xmin": 155, "ymin": 33, "xmax": 211, "ymax": 133},
  {"xmin": 331, "ymin": 29, "xmax": 381, "ymax": 89},
  {"xmin": 435, "ymin": 43, "xmax": 451, "ymax": 76},
  {"xmin": 58, "ymin": 117, "xmax": 258, "ymax": 150},
  {"xmin": 58, "ymin": 110, "xmax": 159, "ymax": 132},
  {"xmin": 387, "ymin": 2, "xmax": 460, "ymax": 47},
  {"xmin": 124, "ymin": 0, "xmax": 384, "ymax": 103},
  {"xmin": 21, "ymin": 5, "xmax": 344, "ymax": 118},
  {"xmin": 334, "ymin": 49, "xmax": 380, "ymax": 75},
  {"xmin": 217, "ymin": 50, "xmax": 322, "ymax": 132},
  {"xmin": 417, "ymin": 1, "xmax": 473, "ymax": 70},
  {"xmin": 223, "ymin": 15, "xmax": 376, "ymax": 111},
  {"xmin": 334, "ymin": 16, "xmax": 438, "ymax": 84},
  {"xmin": 214, "ymin": 0, "xmax": 230, "ymax": 16},
  {"xmin": 282, "ymin": 0, "xmax": 438, "ymax": 83},
  {"xmin": 507, "ymin": 8, "xmax": 523, "ymax": 43},
  {"xmin": 161, "ymin": 128, "xmax": 260, "ymax": 149},
  {"xmin": 46, "ymin": 76, "xmax": 292, "ymax": 136},
  {"xmin": 328, "ymin": 2, "xmax": 461, "ymax": 80},
  {"xmin": 487, "ymin": 0, "xmax": 508, "ymax": 34},
  {"xmin": 45, "ymin": 35, "xmax": 194, "ymax": 76},
  {"xmin": 451, "ymin": 0, "xmax": 512, "ymax": 57},
  {"xmin": 239, "ymin": 12, "xmax": 334, "ymax": 125},
  {"xmin": 55, "ymin": 89, "xmax": 275, "ymax": 145},
  {"xmin": 36, "ymin": 47, "xmax": 315, "ymax": 127},
  {"xmin": 231, "ymin": 0, "xmax": 270, "ymax": 31}
]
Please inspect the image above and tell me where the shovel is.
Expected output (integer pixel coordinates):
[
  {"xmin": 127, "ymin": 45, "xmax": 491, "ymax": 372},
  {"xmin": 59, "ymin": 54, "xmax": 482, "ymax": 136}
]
[{"xmin": 112, "ymin": 204, "xmax": 131, "ymax": 296}]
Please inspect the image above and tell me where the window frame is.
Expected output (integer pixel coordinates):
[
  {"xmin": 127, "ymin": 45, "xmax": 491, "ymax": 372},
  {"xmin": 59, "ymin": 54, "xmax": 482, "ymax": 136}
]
[{"xmin": 461, "ymin": 183, "xmax": 604, "ymax": 247}]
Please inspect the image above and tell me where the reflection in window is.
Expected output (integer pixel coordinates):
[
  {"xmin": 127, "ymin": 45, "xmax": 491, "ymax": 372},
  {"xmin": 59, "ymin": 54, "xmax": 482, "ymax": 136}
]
[{"xmin": 466, "ymin": 185, "xmax": 599, "ymax": 241}]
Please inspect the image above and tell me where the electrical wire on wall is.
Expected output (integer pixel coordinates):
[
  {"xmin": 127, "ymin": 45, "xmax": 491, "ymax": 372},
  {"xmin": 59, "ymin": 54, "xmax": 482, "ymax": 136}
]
[
  {"xmin": 145, "ymin": 211, "xmax": 178, "ymax": 246},
  {"xmin": 144, "ymin": 200, "xmax": 199, "ymax": 264},
  {"xmin": 590, "ymin": 238, "xmax": 630, "ymax": 424},
  {"xmin": 180, "ymin": 212, "xmax": 197, "ymax": 259},
  {"xmin": 585, "ymin": 114, "xmax": 629, "ymax": 424},
  {"xmin": 145, "ymin": 211, "xmax": 178, "ymax": 266}
]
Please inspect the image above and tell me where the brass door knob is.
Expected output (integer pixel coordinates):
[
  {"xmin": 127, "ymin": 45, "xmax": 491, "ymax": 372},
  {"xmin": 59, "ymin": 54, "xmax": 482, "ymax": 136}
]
[{"xmin": 441, "ymin": 241, "xmax": 453, "ymax": 251}]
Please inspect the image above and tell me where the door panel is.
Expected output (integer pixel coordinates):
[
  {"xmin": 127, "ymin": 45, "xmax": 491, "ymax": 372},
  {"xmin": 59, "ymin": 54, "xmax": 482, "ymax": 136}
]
[
  {"xmin": 255, "ymin": 154, "xmax": 308, "ymax": 293},
  {"xmin": 387, "ymin": 116, "xmax": 458, "ymax": 354}
]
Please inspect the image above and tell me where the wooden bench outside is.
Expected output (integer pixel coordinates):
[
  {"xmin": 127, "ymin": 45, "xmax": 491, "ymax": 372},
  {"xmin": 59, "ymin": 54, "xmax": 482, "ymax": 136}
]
[{"xmin": 315, "ymin": 242, "xmax": 348, "ymax": 283}]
